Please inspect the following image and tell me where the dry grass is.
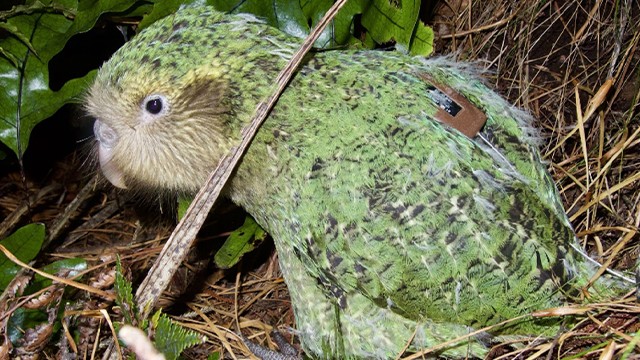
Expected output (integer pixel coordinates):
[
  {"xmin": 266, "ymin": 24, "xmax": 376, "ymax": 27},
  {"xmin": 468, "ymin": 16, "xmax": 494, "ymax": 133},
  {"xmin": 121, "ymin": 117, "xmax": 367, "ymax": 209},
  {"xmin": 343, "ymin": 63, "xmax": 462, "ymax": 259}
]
[
  {"xmin": 0, "ymin": 0, "xmax": 638, "ymax": 359},
  {"xmin": 431, "ymin": 0, "xmax": 640, "ymax": 358},
  {"xmin": 437, "ymin": 0, "xmax": 640, "ymax": 273}
]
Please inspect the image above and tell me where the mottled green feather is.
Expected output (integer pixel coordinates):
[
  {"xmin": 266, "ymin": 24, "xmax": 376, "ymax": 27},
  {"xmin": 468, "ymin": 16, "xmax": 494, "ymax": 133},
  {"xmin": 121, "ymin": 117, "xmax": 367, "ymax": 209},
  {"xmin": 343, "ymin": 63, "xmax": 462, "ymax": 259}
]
[{"xmin": 85, "ymin": 6, "xmax": 627, "ymax": 359}]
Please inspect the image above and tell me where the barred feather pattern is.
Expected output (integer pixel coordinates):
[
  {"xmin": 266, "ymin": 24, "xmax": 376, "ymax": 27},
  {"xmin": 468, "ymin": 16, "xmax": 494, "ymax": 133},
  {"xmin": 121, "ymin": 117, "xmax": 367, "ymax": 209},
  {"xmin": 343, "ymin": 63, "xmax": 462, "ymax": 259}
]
[{"xmin": 85, "ymin": 6, "xmax": 625, "ymax": 359}]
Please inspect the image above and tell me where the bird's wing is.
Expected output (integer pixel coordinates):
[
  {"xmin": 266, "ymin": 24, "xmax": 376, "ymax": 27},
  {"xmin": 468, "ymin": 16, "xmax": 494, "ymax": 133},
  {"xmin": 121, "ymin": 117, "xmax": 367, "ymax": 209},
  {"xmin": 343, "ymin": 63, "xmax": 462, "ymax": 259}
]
[{"xmin": 266, "ymin": 53, "xmax": 576, "ymax": 331}]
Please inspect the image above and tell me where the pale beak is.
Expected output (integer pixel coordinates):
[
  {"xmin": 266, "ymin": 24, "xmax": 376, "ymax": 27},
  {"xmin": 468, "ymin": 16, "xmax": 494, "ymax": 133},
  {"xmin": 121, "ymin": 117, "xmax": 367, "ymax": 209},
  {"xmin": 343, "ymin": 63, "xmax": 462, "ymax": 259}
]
[{"xmin": 94, "ymin": 120, "xmax": 128, "ymax": 189}]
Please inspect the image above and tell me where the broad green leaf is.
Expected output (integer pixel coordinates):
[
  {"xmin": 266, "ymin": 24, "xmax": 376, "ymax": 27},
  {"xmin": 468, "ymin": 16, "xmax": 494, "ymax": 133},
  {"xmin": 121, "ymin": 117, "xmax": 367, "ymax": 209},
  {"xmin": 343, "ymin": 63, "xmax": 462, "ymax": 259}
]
[
  {"xmin": 4, "ymin": 258, "xmax": 78, "ymax": 347},
  {"xmin": 361, "ymin": 0, "xmax": 434, "ymax": 55},
  {"xmin": 212, "ymin": 0, "xmax": 309, "ymax": 39},
  {"xmin": 137, "ymin": 0, "xmax": 200, "ymax": 30},
  {"xmin": 0, "ymin": 46, "xmax": 21, "ymax": 68},
  {"xmin": 214, "ymin": 216, "xmax": 267, "ymax": 269},
  {"xmin": 0, "ymin": 223, "xmax": 45, "ymax": 292},
  {"xmin": 0, "ymin": 225, "xmax": 82, "ymax": 348},
  {"xmin": 27, "ymin": 257, "xmax": 87, "ymax": 293},
  {"xmin": 300, "ymin": 0, "xmax": 369, "ymax": 48},
  {"xmin": 151, "ymin": 310, "xmax": 206, "ymax": 360},
  {"xmin": 1, "ymin": 0, "xmax": 78, "ymax": 157},
  {"xmin": 69, "ymin": 0, "xmax": 138, "ymax": 36},
  {"xmin": 212, "ymin": 0, "xmax": 367, "ymax": 48},
  {"xmin": 6, "ymin": 307, "xmax": 48, "ymax": 344},
  {"xmin": 300, "ymin": 0, "xmax": 333, "ymax": 43},
  {"xmin": 210, "ymin": 0, "xmax": 432, "ymax": 54},
  {"xmin": 0, "ymin": 0, "xmax": 137, "ymax": 159},
  {"xmin": 308, "ymin": 0, "xmax": 370, "ymax": 48},
  {"xmin": 410, "ymin": 19, "xmax": 435, "ymax": 56},
  {"xmin": 0, "ymin": 21, "xmax": 38, "ymax": 63}
]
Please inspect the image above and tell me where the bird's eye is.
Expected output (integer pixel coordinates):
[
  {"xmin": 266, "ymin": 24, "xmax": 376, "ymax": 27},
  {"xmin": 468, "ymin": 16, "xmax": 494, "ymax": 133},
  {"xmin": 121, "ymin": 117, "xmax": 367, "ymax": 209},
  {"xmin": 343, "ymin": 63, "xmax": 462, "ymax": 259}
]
[
  {"xmin": 140, "ymin": 94, "xmax": 169, "ymax": 124},
  {"xmin": 145, "ymin": 97, "xmax": 163, "ymax": 114}
]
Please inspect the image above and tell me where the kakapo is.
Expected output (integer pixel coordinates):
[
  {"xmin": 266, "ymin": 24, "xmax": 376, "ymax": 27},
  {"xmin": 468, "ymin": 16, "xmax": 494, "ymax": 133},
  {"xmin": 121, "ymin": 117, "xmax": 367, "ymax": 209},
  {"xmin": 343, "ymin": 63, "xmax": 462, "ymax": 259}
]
[{"xmin": 85, "ymin": 6, "xmax": 627, "ymax": 359}]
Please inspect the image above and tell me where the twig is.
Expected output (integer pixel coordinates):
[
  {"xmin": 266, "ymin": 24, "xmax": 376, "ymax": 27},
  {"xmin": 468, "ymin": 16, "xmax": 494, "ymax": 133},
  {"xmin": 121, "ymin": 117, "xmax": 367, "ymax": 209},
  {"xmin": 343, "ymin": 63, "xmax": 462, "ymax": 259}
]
[
  {"xmin": 439, "ymin": 4, "xmax": 521, "ymax": 39},
  {"xmin": 0, "ymin": 183, "xmax": 60, "ymax": 239},
  {"xmin": 46, "ymin": 174, "xmax": 100, "ymax": 247},
  {"xmin": 0, "ymin": 244, "xmax": 114, "ymax": 299}
]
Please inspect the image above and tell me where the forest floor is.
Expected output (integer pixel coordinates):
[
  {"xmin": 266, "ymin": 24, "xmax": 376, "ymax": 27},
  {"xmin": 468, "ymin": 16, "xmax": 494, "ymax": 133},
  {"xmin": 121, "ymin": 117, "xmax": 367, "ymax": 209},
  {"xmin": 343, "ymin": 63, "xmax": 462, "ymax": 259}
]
[{"xmin": 0, "ymin": 0, "xmax": 639, "ymax": 358}]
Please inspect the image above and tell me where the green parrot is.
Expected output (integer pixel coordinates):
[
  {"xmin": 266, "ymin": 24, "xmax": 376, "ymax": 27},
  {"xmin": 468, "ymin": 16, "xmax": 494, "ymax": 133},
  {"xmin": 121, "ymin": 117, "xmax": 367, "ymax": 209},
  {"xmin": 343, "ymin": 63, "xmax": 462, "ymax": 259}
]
[{"xmin": 84, "ymin": 6, "xmax": 627, "ymax": 358}]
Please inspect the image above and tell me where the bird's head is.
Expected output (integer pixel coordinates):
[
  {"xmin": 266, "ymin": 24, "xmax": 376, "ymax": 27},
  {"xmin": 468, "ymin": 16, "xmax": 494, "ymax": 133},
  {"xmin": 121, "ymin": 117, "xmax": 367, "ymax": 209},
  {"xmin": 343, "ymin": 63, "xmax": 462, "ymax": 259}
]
[
  {"xmin": 86, "ymin": 61, "xmax": 235, "ymax": 193},
  {"xmin": 84, "ymin": 7, "xmax": 291, "ymax": 193}
]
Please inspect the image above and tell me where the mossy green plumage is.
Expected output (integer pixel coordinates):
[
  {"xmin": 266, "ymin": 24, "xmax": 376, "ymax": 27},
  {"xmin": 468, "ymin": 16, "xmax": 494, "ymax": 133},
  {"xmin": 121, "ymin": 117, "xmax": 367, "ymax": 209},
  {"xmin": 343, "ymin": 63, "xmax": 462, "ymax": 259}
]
[{"xmin": 85, "ymin": 6, "xmax": 625, "ymax": 359}]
